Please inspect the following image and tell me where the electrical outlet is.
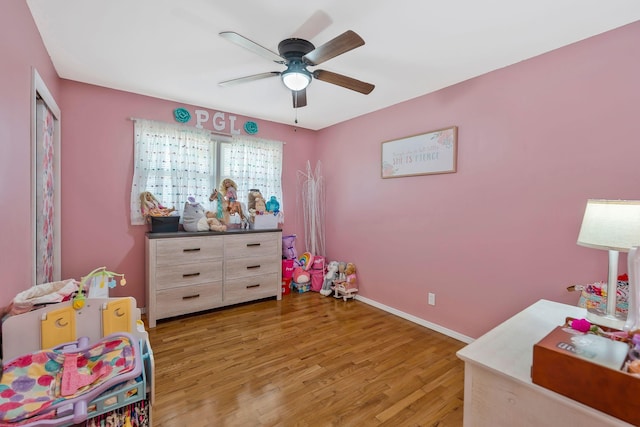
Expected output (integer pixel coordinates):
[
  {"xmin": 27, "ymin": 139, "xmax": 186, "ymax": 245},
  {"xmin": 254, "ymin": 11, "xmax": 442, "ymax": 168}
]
[{"xmin": 428, "ymin": 292, "xmax": 436, "ymax": 306}]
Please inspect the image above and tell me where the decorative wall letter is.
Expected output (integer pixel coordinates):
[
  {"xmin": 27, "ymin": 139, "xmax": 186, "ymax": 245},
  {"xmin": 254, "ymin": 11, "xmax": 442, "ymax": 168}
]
[
  {"xmin": 213, "ymin": 112, "xmax": 225, "ymax": 131},
  {"xmin": 229, "ymin": 115, "xmax": 241, "ymax": 135},
  {"xmin": 195, "ymin": 110, "xmax": 209, "ymax": 129}
]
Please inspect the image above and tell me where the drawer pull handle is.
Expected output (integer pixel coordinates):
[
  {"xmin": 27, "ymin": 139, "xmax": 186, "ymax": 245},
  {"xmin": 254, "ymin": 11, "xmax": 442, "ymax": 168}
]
[
  {"xmin": 246, "ymin": 284, "xmax": 260, "ymax": 289},
  {"xmin": 183, "ymin": 248, "xmax": 201, "ymax": 252},
  {"xmin": 183, "ymin": 272, "xmax": 201, "ymax": 278},
  {"xmin": 246, "ymin": 265, "xmax": 261, "ymax": 269},
  {"xmin": 182, "ymin": 294, "xmax": 200, "ymax": 300},
  {"xmin": 247, "ymin": 243, "xmax": 261, "ymax": 247}
]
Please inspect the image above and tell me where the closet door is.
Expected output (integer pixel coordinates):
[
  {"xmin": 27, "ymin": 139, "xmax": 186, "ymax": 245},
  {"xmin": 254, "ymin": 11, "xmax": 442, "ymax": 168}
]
[{"xmin": 32, "ymin": 69, "xmax": 61, "ymax": 285}]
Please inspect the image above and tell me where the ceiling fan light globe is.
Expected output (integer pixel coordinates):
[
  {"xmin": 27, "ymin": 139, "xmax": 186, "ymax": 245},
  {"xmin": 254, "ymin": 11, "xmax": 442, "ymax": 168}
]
[{"xmin": 282, "ymin": 71, "xmax": 311, "ymax": 91}]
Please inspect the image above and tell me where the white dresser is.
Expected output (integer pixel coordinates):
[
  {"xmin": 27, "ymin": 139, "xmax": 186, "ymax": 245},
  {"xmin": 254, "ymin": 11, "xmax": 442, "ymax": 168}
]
[
  {"xmin": 145, "ymin": 230, "xmax": 282, "ymax": 327},
  {"xmin": 456, "ymin": 299, "xmax": 633, "ymax": 427}
]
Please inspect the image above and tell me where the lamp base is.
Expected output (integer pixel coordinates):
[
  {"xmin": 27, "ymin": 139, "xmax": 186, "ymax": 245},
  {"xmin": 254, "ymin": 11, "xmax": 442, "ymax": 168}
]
[{"xmin": 586, "ymin": 310, "xmax": 626, "ymax": 330}]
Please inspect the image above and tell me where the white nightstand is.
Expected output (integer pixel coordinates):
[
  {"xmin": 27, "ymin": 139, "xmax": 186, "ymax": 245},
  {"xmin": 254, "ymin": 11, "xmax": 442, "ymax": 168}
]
[{"xmin": 456, "ymin": 299, "xmax": 633, "ymax": 427}]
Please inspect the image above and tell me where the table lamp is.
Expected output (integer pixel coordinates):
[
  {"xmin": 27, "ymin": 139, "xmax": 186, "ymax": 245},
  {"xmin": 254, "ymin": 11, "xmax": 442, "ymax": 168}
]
[{"xmin": 577, "ymin": 199, "xmax": 640, "ymax": 330}]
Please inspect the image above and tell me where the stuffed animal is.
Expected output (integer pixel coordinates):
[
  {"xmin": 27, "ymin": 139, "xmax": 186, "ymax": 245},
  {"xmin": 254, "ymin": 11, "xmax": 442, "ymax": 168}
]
[
  {"xmin": 292, "ymin": 267, "xmax": 311, "ymax": 284},
  {"xmin": 336, "ymin": 262, "xmax": 347, "ymax": 282},
  {"xmin": 254, "ymin": 195, "xmax": 266, "ymax": 214},
  {"xmin": 182, "ymin": 197, "xmax": 227, "ymax": 232},
  {"xmin": 282, "ymin": 235, "xmax": 297, "ymax": 260},
  {"xmin": 140, "ymin": 191, "xmax": 175, "ymax": 222},
  {"xmin": 248, "ymin": 189, "xmax": 263, "ymax": 211},
  {"xmin": 321, "ymin": 261, "xmax": 339, "ymax": 296},
  {"xmin": 265, "ymin": 196, "xmax": 280, "ymax": 213},
  {"xmin": 343, "ymin": 263, "xmax": 357, "ymax": 290}
]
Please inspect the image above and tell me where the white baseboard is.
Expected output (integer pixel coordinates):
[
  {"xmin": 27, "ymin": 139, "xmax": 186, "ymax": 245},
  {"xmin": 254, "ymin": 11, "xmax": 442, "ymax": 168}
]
[{"xmin": 355, "ymin": 295, "xmax": 474, "ymax": 344}]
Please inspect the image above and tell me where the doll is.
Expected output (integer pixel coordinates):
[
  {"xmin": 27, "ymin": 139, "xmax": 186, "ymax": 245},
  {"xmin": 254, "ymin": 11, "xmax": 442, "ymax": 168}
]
[
  {"xmin": 333, "ymin": 262, "xmax": 358, "ymax": 300},
  {"xmin": 140, "ymin": 192, "xmax": 175, "ymax": 221},
  {"xmin": 209, "ymin": 179, "xmax": 247, "ymax": 224},
  {"xmin": 220, "ymin": 178, "xmax": 246, "ymax": 221}
]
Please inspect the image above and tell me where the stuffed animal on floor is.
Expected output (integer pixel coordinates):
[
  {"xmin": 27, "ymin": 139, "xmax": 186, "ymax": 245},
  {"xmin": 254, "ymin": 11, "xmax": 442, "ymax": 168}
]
[
  {"xmin": 335, "ymin": 262, "xmax": 347, "ymax": 282},
  {"xmin": 182, "ymin": 197, "xmax": 227, "ymax": 232},
  {"xmin": 343, "ymin": 263, "xmax": 357, "ymax": 290},
  {"xmin": 321, "ymin": 261, "xmax": 339, "ymax": 296},
  {"xmin": 292, "ymin": 267, "xmax": 311, "ymax": 285}
]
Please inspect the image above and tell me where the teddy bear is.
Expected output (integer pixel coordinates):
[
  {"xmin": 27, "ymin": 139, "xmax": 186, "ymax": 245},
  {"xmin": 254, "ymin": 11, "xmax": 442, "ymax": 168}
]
[
  {"xmin": 247, "ymin": 189, "xmax": 263, "ymax": 211},
  {"xmin": 320, "ymin": 261, "xmax": 339, "ymax": 296},
  {"xmin": 342, "ymin": 263, "xmax": 357, "ymax": 291},
  {"xmin": 182, "ymin": 197, "xmax": 227, "ymax": 232}
]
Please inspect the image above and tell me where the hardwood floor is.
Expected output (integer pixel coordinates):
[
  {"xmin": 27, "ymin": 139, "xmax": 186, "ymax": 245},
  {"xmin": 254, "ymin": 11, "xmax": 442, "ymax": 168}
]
[{"xmin": 146, "ymin": 292, "xmax": 466, "ymax": 427}]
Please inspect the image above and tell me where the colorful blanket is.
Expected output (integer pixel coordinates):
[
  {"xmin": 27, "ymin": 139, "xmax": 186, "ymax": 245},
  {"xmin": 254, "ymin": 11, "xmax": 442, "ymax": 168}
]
[{"xmin": 0, "ymin": 334, "xmax": 137, "ymax": 424}]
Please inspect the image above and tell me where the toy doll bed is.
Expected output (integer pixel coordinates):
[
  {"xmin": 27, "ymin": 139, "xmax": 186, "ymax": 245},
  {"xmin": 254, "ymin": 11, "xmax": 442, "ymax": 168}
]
[{"xmin": 0, "ymin": 297, "xmax": 154, "ymax": 427}]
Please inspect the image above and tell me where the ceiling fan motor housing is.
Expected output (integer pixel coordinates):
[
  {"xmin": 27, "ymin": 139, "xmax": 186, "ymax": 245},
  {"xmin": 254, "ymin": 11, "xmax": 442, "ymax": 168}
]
[{"xmin": 277, "ymin": 38, "xmax": 315, "ymax": 61}]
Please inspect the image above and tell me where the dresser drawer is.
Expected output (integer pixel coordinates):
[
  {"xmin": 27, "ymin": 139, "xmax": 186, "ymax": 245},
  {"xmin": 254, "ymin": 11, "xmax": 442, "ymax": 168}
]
[
  {"xmin": 225, "ymin": 256, "xmax": 279, "ymax": 280},
  {"xmin": 156, "ymin": 236, "xmax": 223, "ymax": 266},
  {"xmin": 224, "ymin": 233, "xmax": 279, "ymax": 259},
  {"xmin": 224, "ymin": 273, "xmax": 279, "ymax": 304},
  {"xmin": 156, "ymin": 260, "xmax": 223, "ymax": 290},
  {"xmin": 156, "ymin": 282, "xmax": 223, "ymax": 319}
]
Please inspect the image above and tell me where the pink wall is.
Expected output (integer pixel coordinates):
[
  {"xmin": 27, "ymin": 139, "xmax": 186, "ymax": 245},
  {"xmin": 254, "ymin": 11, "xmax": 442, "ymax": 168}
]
[
  {"xmin": 317, "ymin": 21, "xmax": 640, "ymax": 338},
  {"xmin": 0, "ymin": 0, "xmax": 61, "ymax": 300},
  {"xmin": 3, "ymin": 1, "xmax": 639, "ymax": 340},
  {"xmin": 58, "ymin": 81, "xmax": 316, "ymax": 305}
]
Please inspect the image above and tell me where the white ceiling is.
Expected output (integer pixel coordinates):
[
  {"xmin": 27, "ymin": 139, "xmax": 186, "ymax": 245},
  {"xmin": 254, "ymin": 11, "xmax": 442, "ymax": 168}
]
[{"xmin": 26, "ymin": 1, "xmax": 640, "ymax": 130}]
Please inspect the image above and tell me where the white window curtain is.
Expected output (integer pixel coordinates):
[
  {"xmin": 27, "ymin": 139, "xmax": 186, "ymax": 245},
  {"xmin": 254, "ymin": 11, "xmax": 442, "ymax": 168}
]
[
  {"xmin": 221, "ymin": 135, "xmax": 284, "ymax": 213},
  {"xmin": 130, "ymin": 119, "xmax": 216, "ymax": 225}
]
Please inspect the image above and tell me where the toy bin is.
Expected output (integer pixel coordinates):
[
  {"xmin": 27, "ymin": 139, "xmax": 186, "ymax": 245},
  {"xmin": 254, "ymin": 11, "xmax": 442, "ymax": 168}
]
[
  {"xmin": 251, "ymin": 214, "xmax": 280, "ymax": 230},
  {"xmin": 292, "ymin": 282, "xmax": 310, "ymax": 293},
  {"xmin": 150, "ymin": 215, "xmax": 180, "ymax": 233},
  {"xmin": 282, "ymin": 259, "xmax": 294, "ymax": 279},
  {"xmin": 281, "ymin": 278, "xmax": 292, "ymax": 296}
]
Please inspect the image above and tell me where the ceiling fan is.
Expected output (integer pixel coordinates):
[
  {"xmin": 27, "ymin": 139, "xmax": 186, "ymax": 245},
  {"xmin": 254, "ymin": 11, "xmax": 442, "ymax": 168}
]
[{"xmin": 218, "ymin": 30, "xmax": 375, "ymax": 108}]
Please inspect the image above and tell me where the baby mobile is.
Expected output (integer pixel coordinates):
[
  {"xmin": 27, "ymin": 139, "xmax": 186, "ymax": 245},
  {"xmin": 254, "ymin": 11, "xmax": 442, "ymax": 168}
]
[{"xmin": 73, "ymin": 266, "xmax": 127, "ymax": 310}]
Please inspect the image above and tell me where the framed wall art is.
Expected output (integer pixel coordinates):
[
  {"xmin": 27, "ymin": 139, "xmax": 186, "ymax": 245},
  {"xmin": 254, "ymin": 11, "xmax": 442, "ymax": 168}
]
[{"xmin": 381, "ymin": 126, "xmax": 458, "ymax": 178}]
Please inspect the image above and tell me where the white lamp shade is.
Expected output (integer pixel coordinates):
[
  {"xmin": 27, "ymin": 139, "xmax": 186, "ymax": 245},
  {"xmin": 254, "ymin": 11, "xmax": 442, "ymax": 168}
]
[{"xmin": 577, "ymin": 199, "xmax": 640, "ymax": 252}]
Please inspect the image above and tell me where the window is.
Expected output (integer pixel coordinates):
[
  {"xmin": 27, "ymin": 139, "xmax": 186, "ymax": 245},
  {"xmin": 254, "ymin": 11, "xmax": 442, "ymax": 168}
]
[
  {"xmin": 130, "ymin": 119, "xmax": 283, "ymax": 225},
  {"xmin": 219, "ymin": 135, "xmax": 283, "ymax": 213}
]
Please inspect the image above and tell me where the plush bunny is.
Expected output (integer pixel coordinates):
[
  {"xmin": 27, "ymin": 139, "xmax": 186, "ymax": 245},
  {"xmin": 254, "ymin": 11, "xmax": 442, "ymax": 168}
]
[{"xmin": 320, "ymin": 261, "xmax": 339, "ymax": 296}]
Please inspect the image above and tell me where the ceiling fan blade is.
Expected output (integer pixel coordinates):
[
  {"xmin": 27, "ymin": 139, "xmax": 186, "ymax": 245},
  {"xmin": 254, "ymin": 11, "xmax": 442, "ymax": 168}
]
[
  {"xmin": 219, "ymin": 72, "xmax": 280, "ymax": 87},
  {"xmin": 302, "ymin": 30, "xmax": 364, "ymax": 66},
  {"xmin": 313, "ymin": 70, "xmax": 374, "ymax": 94},
  {"xmin": 292, "ymin": 89, "xmax": 307, "ymax": 109},
  {"xmin": 219, "ymin": 31, "xmax": 284, "ymax": 63},
  {"xmin": 291, "ymin": 10, "xmax": 333, "ymax": 40}
]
